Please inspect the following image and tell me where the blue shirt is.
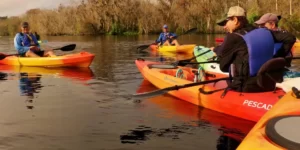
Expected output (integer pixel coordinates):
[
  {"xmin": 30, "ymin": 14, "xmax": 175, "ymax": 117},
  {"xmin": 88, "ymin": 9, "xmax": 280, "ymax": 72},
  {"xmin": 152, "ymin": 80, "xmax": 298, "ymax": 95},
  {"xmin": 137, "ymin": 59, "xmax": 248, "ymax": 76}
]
[
  {"xmin": 14, "ymin": 33, "xmax": 40, "ymax": 55},
  {"xmin": 156, "ymin": 32, "xmax": 177, "ymax": 44}
]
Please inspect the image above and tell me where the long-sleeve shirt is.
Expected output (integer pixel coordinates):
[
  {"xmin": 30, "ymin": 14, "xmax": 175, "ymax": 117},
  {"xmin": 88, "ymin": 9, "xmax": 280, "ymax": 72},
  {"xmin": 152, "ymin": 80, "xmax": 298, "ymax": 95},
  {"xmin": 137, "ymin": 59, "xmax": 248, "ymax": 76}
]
[
  {"xmin": 156, "ymin": 32, "xmax": 177, "ymax": 43},
  {"xmin": 14, "ymin": 33, "xmax": 40, "ymax": 55}
]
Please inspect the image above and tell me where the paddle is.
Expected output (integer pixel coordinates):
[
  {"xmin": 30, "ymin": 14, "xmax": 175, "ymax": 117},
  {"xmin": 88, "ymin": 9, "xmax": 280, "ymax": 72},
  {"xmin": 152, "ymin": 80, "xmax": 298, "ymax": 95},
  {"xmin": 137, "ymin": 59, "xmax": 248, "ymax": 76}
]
[
  {"xmin": 173, "ymin": 50, "xmax": 212, "ymax": 66},
  {"xmin": 136, "ymin": 28, "xmax": 198, "ymax": 51},
  {"xmin": 148, "ymin": 60, "xmax": 220, "ymax": 69},
  {"xmin": 0, "ymin": 44, "xmax": 76, "ymax": 60},
  {"xmin": 133, "ymin": 77, "xmax": 229, "ymax": 99}
]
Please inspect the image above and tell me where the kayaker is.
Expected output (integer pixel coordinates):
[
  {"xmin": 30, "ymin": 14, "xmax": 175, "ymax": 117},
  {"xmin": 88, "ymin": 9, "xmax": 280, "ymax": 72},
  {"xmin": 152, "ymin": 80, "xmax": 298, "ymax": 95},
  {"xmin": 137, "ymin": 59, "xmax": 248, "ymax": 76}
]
[
  {"xmin": 254, "ymin": 13, "xmax": 293, "ymax": 57},
  {"xmin": 255, "ymin": 13, "xmax": 300, "ymax": 79},
  {"xmin": 212, "ymin": 6, "xmax": 296, "ymax": 92},
  {"xmin": 156, "ymin": 24, "xmax": 180, "ymax": 46},
  {"xmin": 14, "ymin": 22, "xmax": 56, "ymax": 57}
]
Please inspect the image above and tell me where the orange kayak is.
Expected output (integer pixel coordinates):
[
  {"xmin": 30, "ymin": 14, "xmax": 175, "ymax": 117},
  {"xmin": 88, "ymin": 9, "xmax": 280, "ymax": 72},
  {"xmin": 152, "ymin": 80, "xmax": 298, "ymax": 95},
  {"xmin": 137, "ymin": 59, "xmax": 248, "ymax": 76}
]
[
  {"xmin": 237, "ymin": 87, "xmax": 300, "ymax": 150},
  {"xmin": 149, "ymin": 44, "xmax": 196, "ymax": 53},
  {"xmin": 135, "ymin": 59, "xmax": 285, "ymax": 122},
  {"xmin": 0, "ymin": 51, "xmax": 95, "ymax": 67}
]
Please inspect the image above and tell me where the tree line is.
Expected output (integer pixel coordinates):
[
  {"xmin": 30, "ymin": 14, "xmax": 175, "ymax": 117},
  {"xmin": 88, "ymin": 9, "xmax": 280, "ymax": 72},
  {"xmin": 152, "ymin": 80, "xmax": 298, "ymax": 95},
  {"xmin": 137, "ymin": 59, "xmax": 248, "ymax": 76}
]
[{"xmin": 0, "ymin": 0, "xmax": 299, "ymax": 36}]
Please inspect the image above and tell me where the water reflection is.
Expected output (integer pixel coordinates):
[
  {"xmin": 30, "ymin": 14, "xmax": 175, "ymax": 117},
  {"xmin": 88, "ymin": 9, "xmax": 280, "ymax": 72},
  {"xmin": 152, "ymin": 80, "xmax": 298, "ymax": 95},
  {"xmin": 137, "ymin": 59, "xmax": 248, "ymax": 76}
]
[
  {"xmin": 0, "ymin": 66, "xmax": 95, "ymax": 110},
  {"xmin": 19, "ymin": 72, "xmax": 42, "ymax": 109},
  {"xmin": 121, "ymin": 80, "xmax": 255, "ymax": 149}
]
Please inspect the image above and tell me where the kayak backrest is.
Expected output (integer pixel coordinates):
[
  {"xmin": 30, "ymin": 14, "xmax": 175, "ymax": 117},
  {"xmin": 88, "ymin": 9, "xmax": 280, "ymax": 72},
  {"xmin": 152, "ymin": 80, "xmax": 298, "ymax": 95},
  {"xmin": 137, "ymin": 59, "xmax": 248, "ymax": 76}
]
[{"xmin": 257, "ymin": 57, "xmax": 288, "ymax": 90}]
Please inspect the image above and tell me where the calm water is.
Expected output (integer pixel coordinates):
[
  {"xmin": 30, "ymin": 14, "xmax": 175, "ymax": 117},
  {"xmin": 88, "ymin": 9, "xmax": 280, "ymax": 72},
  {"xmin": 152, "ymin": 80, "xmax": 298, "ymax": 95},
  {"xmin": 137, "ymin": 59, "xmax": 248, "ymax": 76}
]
[{"xmin": 0, "ymin": 34, "xmax": 298, "ymax": 150}]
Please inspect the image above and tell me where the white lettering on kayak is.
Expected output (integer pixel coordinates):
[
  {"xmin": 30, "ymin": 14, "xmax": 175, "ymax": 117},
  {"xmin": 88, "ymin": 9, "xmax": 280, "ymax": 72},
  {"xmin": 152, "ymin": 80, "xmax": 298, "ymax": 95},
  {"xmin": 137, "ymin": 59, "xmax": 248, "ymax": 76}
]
[
  {"xmin": 243, "ymin": 100, "xmax": 273, "ymax": 110},
  {"xmin": 164, "ymin": 76, "xmax": 178, "ymax": 84}
]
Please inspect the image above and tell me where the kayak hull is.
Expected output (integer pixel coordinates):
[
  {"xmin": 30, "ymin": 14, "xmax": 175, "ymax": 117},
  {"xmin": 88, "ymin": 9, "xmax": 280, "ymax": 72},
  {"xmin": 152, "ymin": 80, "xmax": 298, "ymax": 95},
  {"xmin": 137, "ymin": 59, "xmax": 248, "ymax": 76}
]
[
  {"xmin": 237, "ymin": 90, "xmax": 300, "ymax": 150},
  {"xmin": 150, "ymin": 44, "xmax": 196, "ymax": 53},
  {"xmin": 135, "ymin": 59, "xmax": 285, "ymax": 122},
  {"xmin": 0, "ymin": 51, "xmax": 95, "ymax": 67}
]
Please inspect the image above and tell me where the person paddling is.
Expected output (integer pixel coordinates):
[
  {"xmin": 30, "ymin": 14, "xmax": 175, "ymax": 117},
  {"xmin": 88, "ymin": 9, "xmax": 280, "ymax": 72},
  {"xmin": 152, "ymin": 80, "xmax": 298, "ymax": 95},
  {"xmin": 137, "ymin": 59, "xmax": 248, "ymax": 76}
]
[
  {"xmin": 14, "ymin": 22, "xmax": 56, "ymax": 57},
  {"xmin": 211, "ymin": 6, "xmax": 296, "ymax": 92},
  {"xmin": 156, "ymin": 24, "xmax": 180, "ymax": 47}
]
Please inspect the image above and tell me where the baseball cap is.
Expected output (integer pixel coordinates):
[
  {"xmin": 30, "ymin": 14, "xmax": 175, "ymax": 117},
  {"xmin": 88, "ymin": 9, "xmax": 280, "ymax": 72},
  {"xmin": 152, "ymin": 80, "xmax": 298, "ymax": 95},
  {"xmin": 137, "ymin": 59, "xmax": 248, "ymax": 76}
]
[
  {"xmin": 163, "ymin": 24, "xmax": 168, "ymax": 29},
  {"xmin": 217, "ymin": 6, "xmax": 246, "ymax": 26},
  {"xmin": 255, "ymin": 13, "xmax": 281, "ymax": 25},
  {"xmin": 21, "ymin": 22, "xmax": 29, "ymax": 28}
]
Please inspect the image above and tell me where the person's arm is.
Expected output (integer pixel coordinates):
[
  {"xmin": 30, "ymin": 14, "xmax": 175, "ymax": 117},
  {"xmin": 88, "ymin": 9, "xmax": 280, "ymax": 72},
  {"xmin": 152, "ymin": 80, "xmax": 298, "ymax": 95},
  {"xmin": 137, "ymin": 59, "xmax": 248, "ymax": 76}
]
[
  {"xmin": 217, "ymin": 33, "xmax": 242, "ymax": 72},
  {"xmin": 272, "ymin": 30, "xmax": 296, "ymax": 57},
  {"xmin": 170, "ymin": 32, "xmax": 177, "ymax": 39},
  {"xmin": 14, "ymin": 33, "xmax": 30, "ymax": 54},
  {"xmin": 156, "ymin": 33, "xmax": 163, "ymax": 43}
]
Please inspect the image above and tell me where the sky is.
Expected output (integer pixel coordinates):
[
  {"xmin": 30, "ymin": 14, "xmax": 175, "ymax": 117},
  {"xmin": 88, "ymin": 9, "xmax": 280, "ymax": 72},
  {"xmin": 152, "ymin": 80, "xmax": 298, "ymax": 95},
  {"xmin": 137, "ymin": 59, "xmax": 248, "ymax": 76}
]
[{"xmin": 0, "ymin": 0, "xmax": 80, "ymax": 17}]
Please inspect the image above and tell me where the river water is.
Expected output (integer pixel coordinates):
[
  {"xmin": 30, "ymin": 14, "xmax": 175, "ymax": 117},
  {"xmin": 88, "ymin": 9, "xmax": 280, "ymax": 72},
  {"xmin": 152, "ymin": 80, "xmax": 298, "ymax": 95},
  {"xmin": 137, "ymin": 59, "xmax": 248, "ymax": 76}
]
[{"xmin": 0, "ymin": 34, "xmax": 298, "ymax": 150}]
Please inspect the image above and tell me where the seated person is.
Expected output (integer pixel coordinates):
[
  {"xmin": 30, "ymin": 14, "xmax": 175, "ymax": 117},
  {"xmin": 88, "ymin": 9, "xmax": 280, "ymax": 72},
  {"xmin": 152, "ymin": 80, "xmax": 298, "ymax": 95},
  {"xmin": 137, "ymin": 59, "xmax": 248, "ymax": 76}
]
[
  {"xmin": 156, "ymin": 24, "xmax": 180, "ymax": 46},
  {"xmin": 14, "ymin": 22, "xmax": 56, "ymax": 57},
  {"xmin": 213, "ymin": 6, "xmax": 296, "ymax": 92}
]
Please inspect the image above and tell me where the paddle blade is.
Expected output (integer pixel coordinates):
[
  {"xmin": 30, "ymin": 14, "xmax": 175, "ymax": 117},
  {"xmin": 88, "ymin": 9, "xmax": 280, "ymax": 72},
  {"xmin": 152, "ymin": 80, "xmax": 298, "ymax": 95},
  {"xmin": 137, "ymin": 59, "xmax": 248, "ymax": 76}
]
[
  {"xmin": 137, "ymin": 44, "xmax": 151, "ymax": 51},
  {"xmin": 54, "ymin": 44, "xmax": 76, "ymax": 51},
  {"xmin": 0, "ymin": 53, "xmax": 16, "ymax": 60},
  {"xmin": 0, "ymin": 54, "xmax": 7, "ymax": 60},
  {"xmin": 183, "ymin": 28, "xmax": 197, "ymax": 35}
]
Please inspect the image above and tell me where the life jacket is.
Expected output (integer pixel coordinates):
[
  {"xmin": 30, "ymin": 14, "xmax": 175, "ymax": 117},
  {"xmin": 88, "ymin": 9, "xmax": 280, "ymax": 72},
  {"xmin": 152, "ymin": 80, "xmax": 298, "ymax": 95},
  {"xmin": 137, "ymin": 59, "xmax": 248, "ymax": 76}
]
[
  {"xmin": 240, "ymin": 28, "xmax": 275, "ymax": 77},
  {"xmin": 19, "ymin": 32, "xmax": 38, "ymax": 47},
  {"xmin": 274, "ymin": 43, "xmax": 292, "ymax": 57},
  {"xmin": 159, "ymin": 32, "xmax": 171, "ymax": 43}
]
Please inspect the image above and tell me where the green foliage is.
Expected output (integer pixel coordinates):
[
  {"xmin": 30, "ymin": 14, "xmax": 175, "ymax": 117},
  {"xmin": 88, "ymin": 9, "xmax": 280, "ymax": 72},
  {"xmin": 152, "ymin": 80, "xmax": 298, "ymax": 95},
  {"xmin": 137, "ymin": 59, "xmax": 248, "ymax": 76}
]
[{"xmin": 0, "ymin": 0, "xmax": 299, "ymax": 36}]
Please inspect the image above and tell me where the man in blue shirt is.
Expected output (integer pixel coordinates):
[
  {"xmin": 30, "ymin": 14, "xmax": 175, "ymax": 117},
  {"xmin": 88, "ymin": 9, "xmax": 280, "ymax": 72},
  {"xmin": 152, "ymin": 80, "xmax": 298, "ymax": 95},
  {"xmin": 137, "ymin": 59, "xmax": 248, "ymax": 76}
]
[
  {"xmin": 156, "ymin": 24, "xmax": 180, "ymax": 46},
  {"xmin": 14, "ymin": 22, "xmax": 56, "ymax": 57}
]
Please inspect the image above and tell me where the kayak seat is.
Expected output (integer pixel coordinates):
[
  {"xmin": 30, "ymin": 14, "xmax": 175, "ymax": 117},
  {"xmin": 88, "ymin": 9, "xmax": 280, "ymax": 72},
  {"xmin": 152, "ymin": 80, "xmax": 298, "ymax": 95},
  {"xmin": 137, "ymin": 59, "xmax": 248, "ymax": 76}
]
[
  {"xmin": 257, "ymin": 57, "xmax": 289, "ymax": 90},
  {"xmin": 265, "ymin": 115, "xmax": 300, "ymax": 150},
  {"xmin": 175, "ymin": 68, "xmax": 184, "ymax": 79}
]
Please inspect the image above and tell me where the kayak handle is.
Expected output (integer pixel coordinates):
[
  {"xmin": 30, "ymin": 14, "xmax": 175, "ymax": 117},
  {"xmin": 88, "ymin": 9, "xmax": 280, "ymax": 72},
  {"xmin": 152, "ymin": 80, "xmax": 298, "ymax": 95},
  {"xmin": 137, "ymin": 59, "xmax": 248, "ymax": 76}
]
[{"xmin": 292, "ymin": 87, "xmax": 300, "ymax": 99}]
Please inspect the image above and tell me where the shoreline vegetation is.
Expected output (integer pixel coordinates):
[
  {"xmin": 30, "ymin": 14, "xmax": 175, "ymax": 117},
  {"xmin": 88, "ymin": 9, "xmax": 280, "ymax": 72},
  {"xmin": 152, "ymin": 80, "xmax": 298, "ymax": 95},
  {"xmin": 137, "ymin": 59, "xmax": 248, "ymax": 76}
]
[{"xmin": 0, "ymin": 0, "xmax": 299, "ymax": 36}]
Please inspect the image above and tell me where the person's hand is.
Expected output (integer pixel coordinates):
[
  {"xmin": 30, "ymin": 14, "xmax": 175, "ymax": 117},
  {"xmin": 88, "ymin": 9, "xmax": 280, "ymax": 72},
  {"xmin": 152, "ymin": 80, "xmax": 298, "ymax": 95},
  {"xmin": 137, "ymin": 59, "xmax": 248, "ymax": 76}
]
[
  {"xmin": 210, "ymin": 47, "xmax": 214, "ymax": 51},
  {"xmin": 30, "ymin": 46, "xmax": 40, "ymax": 51},
  {"xmin": 169, "ymin": 36, "xmax": 174, "ymax": 39}
]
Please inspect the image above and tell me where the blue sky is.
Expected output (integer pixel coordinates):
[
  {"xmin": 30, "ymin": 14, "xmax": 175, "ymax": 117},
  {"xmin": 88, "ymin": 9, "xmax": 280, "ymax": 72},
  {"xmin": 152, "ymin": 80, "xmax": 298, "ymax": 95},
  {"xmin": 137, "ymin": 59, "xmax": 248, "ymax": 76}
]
[{"xmin": 0, "ymin": 0, "xmax": 80, "ymax": 17}]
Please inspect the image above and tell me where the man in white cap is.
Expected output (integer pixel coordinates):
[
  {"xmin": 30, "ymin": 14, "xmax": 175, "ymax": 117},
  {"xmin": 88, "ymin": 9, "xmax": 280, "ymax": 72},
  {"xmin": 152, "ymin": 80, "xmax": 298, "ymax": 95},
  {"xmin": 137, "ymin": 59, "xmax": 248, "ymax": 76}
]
[{"xmin": 14, "ymin": 22, "xmax": 56, "ymax": 57}]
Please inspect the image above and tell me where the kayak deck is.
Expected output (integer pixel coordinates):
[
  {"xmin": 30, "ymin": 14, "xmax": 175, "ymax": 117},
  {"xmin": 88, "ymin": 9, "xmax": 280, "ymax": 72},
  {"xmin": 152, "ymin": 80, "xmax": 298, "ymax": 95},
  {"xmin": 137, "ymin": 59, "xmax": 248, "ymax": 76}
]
[
  {"xmin": 237, "ymin": 89, "xmax": 300, "ymax": 150},
  {"xmin": 150, "ymin": 44, "xmax": 196, "ymax": 53},
  {"xmin": 135, "ymin": 59, "xmax": 285, "ymax": 122},
  {"xmin": 0, "ymin": 51, "xmax": 95, "ymax": 67}
]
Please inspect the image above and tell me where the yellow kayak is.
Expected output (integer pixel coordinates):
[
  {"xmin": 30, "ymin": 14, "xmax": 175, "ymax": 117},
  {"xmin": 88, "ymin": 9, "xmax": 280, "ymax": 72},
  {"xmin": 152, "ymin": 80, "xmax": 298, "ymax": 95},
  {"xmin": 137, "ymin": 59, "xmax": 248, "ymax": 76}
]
[
  {"xmin": 150, "ymin": 44, "xmax": 196, "ymax": 53},
  {"xmin": 237, "ymin": 87, "xmax": 300, "ymax": 150}
]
